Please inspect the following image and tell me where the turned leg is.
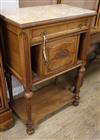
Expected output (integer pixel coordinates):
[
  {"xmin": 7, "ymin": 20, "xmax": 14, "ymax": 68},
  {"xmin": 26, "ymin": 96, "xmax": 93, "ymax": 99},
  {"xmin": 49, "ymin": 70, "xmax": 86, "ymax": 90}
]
[
  {"xmin": 24, "ymin": 91, "xmax": 34, "ymax": 135},
  {"xmin": 73, "ymin": 66, "xmax": 86, "ymax": 106},
  {"xmin": 5, "ymin": 72, "xmax": 14, "ymax": 107}
]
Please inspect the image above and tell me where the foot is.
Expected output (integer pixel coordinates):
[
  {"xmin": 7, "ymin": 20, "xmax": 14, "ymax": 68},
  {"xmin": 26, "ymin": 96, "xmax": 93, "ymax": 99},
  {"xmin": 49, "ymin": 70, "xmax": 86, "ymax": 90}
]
[
  {"xmin": 73, "ymin": 100, "xmax": 79, "ymax": 106},
  {"xmin": 26, "ymin": 128, "xmax": 35, "ymax": 135}
]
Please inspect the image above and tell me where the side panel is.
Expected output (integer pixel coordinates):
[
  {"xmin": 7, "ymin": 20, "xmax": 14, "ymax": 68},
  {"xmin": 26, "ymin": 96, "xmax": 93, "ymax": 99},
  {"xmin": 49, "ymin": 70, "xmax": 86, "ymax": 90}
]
[{"xmin": 5, "ymin": 29, "xmax": 23, "ymax": 81}]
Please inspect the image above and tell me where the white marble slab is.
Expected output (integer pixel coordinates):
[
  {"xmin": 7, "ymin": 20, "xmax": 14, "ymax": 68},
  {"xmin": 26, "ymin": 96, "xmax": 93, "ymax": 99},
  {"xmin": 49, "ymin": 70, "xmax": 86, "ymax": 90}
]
[{"xmin": 0, "ymin": 4, "xmax": 96, "ymax": 27}]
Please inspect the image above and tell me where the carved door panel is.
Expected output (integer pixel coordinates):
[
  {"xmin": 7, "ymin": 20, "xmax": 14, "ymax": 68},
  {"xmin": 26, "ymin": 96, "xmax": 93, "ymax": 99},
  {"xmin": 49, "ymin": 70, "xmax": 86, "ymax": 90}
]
[{"xmin": 33, "ymin": 35, "xmax": 80, "ymax": 76}]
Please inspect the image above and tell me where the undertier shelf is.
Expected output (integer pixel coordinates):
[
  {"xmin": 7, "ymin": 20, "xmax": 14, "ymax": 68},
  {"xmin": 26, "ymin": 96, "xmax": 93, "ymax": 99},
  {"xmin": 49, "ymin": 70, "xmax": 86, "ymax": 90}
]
[
  {"xmin": 32, "ymin": 60, "xmax": 82, "ymax": 85},
  {"xmin": 13, "ymin": 83, "xmax": 74, "ymax": 125}
]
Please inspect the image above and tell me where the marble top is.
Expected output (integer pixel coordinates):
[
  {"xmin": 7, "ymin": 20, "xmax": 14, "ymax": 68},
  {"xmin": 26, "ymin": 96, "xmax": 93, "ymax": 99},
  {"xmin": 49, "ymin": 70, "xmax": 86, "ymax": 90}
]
[{"xmin": 0, "ymin": 4, "xmax": 96, "ymax": 28}]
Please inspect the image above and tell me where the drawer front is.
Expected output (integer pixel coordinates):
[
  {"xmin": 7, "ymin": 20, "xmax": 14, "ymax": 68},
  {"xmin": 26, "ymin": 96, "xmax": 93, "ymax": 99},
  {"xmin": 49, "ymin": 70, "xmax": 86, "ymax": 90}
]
[
  {"xmin": 30, "ymin": 18, "xmax": 88, "ymax": 45},
  {"xmin": 36, "ymin": 35, "xmax": 80, "ymax": 76}
]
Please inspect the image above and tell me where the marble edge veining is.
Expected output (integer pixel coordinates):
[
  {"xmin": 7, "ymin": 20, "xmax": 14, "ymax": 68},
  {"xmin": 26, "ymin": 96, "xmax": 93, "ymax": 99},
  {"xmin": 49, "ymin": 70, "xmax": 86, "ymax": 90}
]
[{"xmin": 0, "ymin": 4, "xmax": 96, "ymax": 28}]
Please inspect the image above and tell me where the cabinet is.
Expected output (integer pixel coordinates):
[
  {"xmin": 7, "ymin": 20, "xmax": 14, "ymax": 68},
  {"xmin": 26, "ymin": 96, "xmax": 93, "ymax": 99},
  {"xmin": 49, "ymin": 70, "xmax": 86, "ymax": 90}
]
[
  {"xmin": 0, "ymin": 4, "xmax": 95, "ymax": 134},
  {"xmin": 0, "ymin": 48, "xmax": 14, "ymax": 130},
  {"xmin": 62, "ymin": 0, "xmax": 100, "ymax": 33}
]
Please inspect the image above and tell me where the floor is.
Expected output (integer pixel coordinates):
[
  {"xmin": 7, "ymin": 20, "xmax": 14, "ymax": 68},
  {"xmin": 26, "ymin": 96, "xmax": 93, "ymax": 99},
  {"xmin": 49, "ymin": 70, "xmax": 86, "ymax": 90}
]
[{"xmin": 0, "ymin": 60, "xmax": 100, "ymax": 140}]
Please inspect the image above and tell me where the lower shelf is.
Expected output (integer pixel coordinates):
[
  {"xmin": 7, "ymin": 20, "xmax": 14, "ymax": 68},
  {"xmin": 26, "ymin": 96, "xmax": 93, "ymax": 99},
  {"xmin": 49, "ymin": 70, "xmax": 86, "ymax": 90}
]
[
  {"xmin": 13, "ymin": 84, "xmax": 74, "ymax": 125},
  {"xmin": 32, "ymin": 60, "xmax": 82, "ymax": 85}
]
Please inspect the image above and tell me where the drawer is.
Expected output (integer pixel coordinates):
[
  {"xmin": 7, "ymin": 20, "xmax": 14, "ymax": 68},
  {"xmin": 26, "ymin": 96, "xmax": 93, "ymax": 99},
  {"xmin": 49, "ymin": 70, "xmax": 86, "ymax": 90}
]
[
  {"xmin": 32, "ymin": 35, "xmax": 80, "ymax": 76},
  {"xmin": 30, "ymin": 18, "xmax": 88, "ymax": 45}
]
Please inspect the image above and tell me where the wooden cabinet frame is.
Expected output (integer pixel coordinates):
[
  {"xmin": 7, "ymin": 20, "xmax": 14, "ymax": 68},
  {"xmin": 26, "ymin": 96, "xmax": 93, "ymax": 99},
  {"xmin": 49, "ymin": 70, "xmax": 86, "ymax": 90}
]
[
  {"xmin": 0, "ymin": 4, "xmax": 96, "ymax": 134},
  {"xmin": 1, "ymin": 17, "xmax": 95, "ymax": 134}
]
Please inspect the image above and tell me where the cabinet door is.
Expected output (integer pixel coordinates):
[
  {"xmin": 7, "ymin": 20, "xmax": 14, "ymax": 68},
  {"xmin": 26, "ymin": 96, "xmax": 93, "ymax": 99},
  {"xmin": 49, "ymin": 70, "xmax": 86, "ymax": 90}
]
[
  {"xmin": 19, "ymin": 0, "xmax": 57, "ymax": 7},
  {"xmin": 46, "ymin": 36, "xmax": 79, "ymax": 72},
  {"xmin": 34, "ymin": 35, "xmax": 80, "ymax": 76}
]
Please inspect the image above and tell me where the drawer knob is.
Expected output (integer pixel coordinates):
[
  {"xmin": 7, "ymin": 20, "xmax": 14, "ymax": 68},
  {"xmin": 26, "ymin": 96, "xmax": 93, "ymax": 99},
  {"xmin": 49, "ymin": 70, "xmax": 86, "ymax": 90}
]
[
  {"xmin": 79, "ymin": 24, "xmax": 83, "ymax": 29},
  {"xmin": 79, "ymin": 23, "xmax": 86, "ymax": 29}
]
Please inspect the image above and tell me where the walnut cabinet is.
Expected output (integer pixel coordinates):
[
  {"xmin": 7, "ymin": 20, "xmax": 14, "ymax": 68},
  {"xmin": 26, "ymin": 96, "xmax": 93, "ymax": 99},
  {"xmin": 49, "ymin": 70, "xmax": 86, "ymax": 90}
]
[{"xmin": 0, "ymin": 4, "xmax": 96, "ymax": 134}]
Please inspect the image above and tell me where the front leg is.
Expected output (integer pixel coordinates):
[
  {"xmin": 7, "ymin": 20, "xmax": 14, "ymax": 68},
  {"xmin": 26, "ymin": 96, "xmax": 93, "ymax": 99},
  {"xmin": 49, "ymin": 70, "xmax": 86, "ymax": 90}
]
[
  {"xmin": 24, "ymin": 91, "xmax": 34, "ymax": 135},
  {"xmin": 73, "ymin": 66, "xmax": 86, "ymax": 106}
]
